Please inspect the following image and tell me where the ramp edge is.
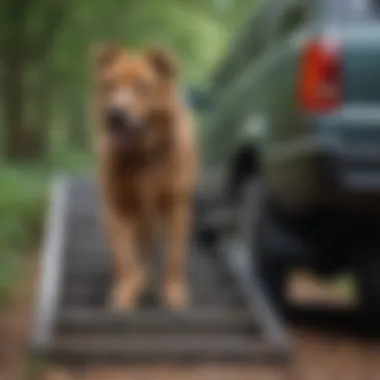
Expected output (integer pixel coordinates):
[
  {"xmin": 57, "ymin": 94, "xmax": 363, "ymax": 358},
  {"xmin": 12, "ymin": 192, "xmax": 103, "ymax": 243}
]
[
  {"xmin": 30, "ymin": 176, "xmax": 70, "ymax": 353},
  {"xmin": 220, "ymin": 240, "xmax": 293, "ymax": 360}
]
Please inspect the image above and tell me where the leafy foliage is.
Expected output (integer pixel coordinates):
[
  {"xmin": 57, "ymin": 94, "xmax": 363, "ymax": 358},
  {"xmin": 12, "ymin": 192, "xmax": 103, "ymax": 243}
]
[{"xmin": 0, "ymin": 166, "xmax": 45, "ymax": 305}]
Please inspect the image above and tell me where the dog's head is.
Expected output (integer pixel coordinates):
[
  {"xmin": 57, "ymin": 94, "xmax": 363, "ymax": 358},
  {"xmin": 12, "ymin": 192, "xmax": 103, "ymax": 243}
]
[{"xmin": 92, "ymin": 43, "xmax": 179, "ymax": 151}]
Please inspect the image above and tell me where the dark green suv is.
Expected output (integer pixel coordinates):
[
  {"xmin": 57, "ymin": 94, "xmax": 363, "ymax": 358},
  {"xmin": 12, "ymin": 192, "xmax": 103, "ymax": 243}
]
[{"xmin": 202, "ymin": 0, "xmax": 380, "ymax": 316}]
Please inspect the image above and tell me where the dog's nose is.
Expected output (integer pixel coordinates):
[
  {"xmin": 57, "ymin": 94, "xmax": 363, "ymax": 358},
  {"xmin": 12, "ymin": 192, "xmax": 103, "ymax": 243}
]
[{"xmin": 106, "ymin": 107, "xmax": 126, "ymax": 133}]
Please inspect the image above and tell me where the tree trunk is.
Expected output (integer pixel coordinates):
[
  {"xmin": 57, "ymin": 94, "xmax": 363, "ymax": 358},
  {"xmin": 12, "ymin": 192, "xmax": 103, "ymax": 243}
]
[
  {"xmin": 26, "ymin": 0, "xmax": 68, "ymax": 158},
  {"xmin": 3, "ymin": 0, "xmax": 30, "ymax": 160},
  {"xmin": 3, "ymin": 30, "xmax": 26, "ymax": 159},
  {"xmin": 67, "ymin": 91, "xmax": 88, "ymax": 151},
  {"xmin": 27, "ymin": 55, "xmax": 54, "ymax": 158}
]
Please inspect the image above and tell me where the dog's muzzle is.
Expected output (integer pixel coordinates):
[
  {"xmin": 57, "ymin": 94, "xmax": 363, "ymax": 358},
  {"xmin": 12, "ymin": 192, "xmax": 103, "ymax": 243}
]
[
  {"xmin": 105, "ymin": 107, "xmax": 131, "ymax": 134},
  {"xmin": 104, "ymin": 107, "xmax": 146, "ymax": 150}
]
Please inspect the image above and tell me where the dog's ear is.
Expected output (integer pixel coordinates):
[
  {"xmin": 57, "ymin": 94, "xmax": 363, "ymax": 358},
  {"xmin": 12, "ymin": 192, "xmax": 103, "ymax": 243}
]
[
  {"xmin": 145, "ymin": 46, "xmax": 179, "ymax": 79},
  {"xmin": 92, "ymin": 42, "xmax": 123, "ymax": 70}
]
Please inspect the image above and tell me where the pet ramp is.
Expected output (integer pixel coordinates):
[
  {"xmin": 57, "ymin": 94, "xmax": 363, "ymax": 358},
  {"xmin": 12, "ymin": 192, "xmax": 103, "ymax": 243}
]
[{"xmin": 30, "ymin": 176, "xmax": 291, "ymax": 365}]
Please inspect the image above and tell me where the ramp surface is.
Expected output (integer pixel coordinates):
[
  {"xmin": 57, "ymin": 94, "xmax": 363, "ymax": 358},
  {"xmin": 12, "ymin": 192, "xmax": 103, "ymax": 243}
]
[{"xmin": 31, "ymin": 176, "xmax": 291, "ymax": 365}]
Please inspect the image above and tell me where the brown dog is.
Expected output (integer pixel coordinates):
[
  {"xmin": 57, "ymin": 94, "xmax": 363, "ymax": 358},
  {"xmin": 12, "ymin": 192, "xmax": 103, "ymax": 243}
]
[{"xmin": 91, "ymin": 43, "xmax": 197, "ymax": 310}]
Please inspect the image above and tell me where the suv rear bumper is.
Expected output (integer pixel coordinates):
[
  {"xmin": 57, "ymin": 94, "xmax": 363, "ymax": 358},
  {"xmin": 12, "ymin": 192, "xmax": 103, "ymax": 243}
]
[
  {"xmin": 318, "ymin": 109, "xmax": 380, "ymax": 191},
  {"xmin": 267, "ymin": 116, "xmax": 380, "ymax": 213},
  {"xmin": 335, "ymin": 145, "xmax": 380, "ymax": 190}
]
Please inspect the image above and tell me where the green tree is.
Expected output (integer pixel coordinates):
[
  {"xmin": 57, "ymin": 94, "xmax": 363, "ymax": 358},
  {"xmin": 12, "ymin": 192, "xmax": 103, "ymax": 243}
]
[{"xmin": 0, "ymin": 0, "xmax": 252, "ymax": 161}]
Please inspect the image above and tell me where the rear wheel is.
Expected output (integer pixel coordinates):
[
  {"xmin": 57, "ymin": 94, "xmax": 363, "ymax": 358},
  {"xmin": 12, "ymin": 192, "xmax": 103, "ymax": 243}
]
[
  {"xmin": 355, "ymin": 247, "xmax": 380, "ymax": 322},
  {"xmin": 227, "ymin": 144, "xmax": 259, "ymax": 204}
]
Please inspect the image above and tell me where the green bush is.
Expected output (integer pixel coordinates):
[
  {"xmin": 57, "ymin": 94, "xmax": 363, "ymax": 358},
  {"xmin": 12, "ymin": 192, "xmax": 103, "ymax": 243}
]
[
  {"xmin": 0, "ymin": 153, "xmax": 91, "ymax": 306},
  {"xmin": 0, "ymin": 167, "xmax": 47, "ymax": 305}
]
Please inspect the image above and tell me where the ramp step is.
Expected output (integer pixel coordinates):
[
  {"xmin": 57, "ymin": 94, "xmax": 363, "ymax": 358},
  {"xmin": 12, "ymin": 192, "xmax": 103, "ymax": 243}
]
[
  {"xmin": 63, "ymin": 269, "xmax": 234, "ymax": 286},
  {"xmin": 50, "ymin": 334, "xmax": 275, "ymax": 364},
  {"xmin": 57, "ymin": 309, "xmax": 258, "ymax": 334},
  {"xmin": 61, "ymin": 288, "xmax": 245, "ymax": 308},
  {"xmin": 63, "ymin": 266, "xmax": 232, "ymax": 283}
]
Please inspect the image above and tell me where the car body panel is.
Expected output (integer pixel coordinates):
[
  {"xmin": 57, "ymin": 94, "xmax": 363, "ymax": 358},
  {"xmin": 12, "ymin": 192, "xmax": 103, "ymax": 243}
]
[{"xmin": 204, "ymin": 0, "xmax": 380, "ymax": 215}]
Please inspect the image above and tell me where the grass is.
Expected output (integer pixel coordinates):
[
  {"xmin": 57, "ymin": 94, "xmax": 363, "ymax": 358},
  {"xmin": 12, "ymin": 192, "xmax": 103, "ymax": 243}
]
[
  {"xmin": 0, "ymin": 150, "xmax": 92, "ymax": 306},
  {"xmin": 24, "ymin": 355, "xmax": 50, "ymax": 380}
]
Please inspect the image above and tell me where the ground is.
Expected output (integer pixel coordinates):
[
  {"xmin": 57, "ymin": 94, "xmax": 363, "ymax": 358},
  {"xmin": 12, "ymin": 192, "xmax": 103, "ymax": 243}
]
[
  {"xmin": 2, "ymin": 261, "xmax": 380, "ymax": 380},
  {"xmin": 0, "ymin": 257, "xmax": 36, "ymax": 380}
]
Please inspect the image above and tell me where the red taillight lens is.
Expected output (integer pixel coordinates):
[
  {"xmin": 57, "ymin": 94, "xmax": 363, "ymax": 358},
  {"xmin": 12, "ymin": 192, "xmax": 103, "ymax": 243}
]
[{"xmin": 299, "ymin": 36, "xmax": 341, "ymax": 113}]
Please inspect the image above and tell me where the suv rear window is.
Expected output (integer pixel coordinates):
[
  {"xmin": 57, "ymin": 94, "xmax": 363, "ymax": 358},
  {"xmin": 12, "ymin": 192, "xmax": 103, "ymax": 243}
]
[{"xmin": 323, "ymin": 0, "xmax": 380, "ymax": 21}]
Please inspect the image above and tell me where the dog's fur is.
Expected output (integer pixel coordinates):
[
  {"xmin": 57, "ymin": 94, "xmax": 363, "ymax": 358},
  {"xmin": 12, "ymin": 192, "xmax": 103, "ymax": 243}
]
[{"xmin": 91, "ymin": 43, "xmax": 197, "ymax": 310}]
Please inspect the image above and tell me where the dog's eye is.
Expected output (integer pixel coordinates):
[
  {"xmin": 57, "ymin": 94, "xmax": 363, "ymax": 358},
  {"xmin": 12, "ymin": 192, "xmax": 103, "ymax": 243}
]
[{"xmin": 133, "ymin": 79, "xmax": 151, "ymax": 97}]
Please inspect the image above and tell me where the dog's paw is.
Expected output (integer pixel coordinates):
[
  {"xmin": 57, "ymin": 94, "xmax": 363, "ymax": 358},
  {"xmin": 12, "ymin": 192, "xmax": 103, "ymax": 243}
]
[
  {"xmin": 109, "ymin": 276, "xmax": 144, "ymax": 311},
  {"xmin": 163, "ymin": 281, "xmax": 189, "ymax": 310},
  {"xmin": 109, "ymin": 294, "xmax": 136, "ymax": 311}
]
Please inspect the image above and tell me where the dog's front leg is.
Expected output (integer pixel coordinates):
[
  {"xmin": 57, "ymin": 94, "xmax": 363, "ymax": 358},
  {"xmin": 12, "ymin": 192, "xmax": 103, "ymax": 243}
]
[
  {"xmin": 104, "ymin": 210, "xmax": 146, "ymax": 310},
  {"xmin": 163, "ymin": 198, "xmax": 191, "ymax": 309}
]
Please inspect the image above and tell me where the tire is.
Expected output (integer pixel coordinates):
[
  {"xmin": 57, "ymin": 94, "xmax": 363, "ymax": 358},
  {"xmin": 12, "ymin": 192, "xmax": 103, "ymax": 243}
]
[
  {"xmin": 227, "ymin": 145, "xmax": 258, "ymax": 204},
  {"xmin": 355, "ymin": 248, "xmax": 380, "ymax": 322},
  {"xmin": 197, "ymin": 228, "xmax": 219, "ymax": 249}
]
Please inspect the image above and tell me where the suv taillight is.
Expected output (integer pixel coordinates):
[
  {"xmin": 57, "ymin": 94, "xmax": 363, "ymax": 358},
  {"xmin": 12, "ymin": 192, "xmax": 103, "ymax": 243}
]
[{"xmin": 299, "ymin": 35, "xmax": 341, "ymax": 113}]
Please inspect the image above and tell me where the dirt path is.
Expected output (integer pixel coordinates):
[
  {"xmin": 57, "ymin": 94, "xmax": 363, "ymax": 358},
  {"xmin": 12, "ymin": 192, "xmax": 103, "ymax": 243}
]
[{"xmin": 0, "ymin": 258, "xmax": 37, "ymax": 380}]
